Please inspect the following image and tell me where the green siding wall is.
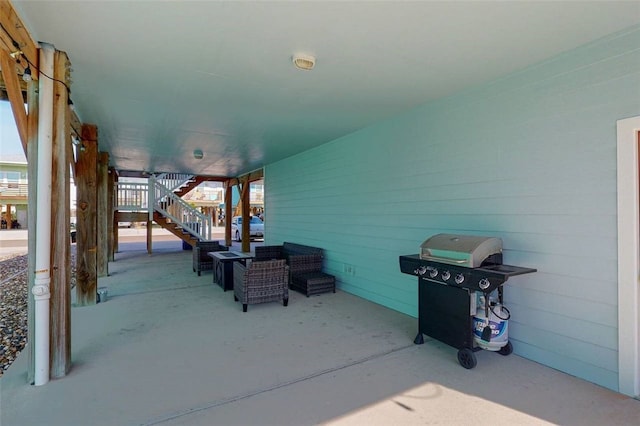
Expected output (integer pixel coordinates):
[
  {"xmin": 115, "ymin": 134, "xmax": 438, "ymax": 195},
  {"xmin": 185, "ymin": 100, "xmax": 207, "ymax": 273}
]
[{"xmin": 265, "ymin": 25, "xmax": 640, "ymax": 391}]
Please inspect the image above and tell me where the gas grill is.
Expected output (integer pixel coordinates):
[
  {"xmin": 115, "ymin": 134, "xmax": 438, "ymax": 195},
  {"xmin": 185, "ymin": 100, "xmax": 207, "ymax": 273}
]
[{"xmin": 399, "ymin": 233, "xmax": 536, "ymax": 368}]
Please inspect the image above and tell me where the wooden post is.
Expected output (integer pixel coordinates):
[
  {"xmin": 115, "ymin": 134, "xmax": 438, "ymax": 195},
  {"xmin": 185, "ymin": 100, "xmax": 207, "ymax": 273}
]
[
  {"xmin": 240, "ymin": 177, "xmax": 250, "ymax": 253},
  {"xmin": 224, "ymin": 181, "xmax": 232, "ymax": 246},
  {"xmin": 146, "ymin": 219, "xmax": 153, "ymax": 255},
  {"xmin": 112, "ymin": 173, "xmax": 119, "ymax": 254},
  {"xmin": 0, "ymin": 49, "xmax": 28, "ymax": 154},
  {"xmin": 107, "ymin": 168, "xmax": 115, "ymax": 261},
  {"xmin": 96, "ymin": 152, "xmax": 109, "ymax": 277},
  {"xmin": 113, "ymin": 214, "xmax": 119, "ymax": 254},
  {"xmin": 26, "ymin": 78, "xmax": 39, "ymax": 384},
  {"xmin": 5, "ymin": 204, "xmax": 12, "ymax": 227},
  {"xmin": 75, "ymin": 124, "xmax": 98, "ymax": 306},
  {"xmin": 49, "ymin": 50, "xmax": 71, "ymax": 377}
]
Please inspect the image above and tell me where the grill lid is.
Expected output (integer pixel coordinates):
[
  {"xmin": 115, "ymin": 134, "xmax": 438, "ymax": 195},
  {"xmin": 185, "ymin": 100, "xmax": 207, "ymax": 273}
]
[{"xmin": 420, "ymin": 233, "xmax": 503, "ymax": 268}]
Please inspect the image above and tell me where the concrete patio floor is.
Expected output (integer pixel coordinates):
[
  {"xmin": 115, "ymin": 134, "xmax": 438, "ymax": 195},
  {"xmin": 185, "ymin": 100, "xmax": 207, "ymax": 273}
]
[{"xmin": 1, "ymin": 238, "xmax": 640, "ymax": 425}]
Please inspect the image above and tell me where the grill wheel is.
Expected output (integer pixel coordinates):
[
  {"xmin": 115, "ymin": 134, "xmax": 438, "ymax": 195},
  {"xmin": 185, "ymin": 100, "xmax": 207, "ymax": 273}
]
[
  {"xmin": 498, "ymin": 341, "xmax": 513, "ymax": 356},
  {"xmin": 457, "ymin": 348, "xmax": 477, "ymax": 369}
]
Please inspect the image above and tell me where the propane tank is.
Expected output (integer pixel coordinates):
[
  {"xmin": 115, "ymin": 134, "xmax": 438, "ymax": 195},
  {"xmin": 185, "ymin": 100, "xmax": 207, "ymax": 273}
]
[{"xmin": 473, "ymin": 297, "xmax": 510, "ymax": 351}]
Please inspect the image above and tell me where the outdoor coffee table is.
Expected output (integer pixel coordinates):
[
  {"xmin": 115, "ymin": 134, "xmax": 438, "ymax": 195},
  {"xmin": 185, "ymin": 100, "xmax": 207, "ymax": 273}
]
[{"xmin": 209, "ymin": 251, "xmax": 253, "ymax": 291}]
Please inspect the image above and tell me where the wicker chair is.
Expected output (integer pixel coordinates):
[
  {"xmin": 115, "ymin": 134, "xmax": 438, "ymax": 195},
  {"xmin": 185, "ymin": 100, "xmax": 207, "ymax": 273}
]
[
  {"xmin": 233, "ymin": 259, "xmax": 289, "ymax": 312},
  {"xmin": 192, "ymin": 240, "xmax": 228, "ymax": 276}
]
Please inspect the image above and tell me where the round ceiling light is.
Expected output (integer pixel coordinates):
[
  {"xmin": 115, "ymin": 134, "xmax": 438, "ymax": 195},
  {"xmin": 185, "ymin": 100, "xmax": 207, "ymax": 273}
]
[{"xmin": 292, "ymin": 53, "xmax": 315, "ymax": 71}]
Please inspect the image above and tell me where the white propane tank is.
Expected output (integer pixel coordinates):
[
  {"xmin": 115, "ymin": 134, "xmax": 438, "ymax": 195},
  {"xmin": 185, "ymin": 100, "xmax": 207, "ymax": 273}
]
[{"xmin": 473, "ymin": 300, "xmax": 510, "ymax": 351}]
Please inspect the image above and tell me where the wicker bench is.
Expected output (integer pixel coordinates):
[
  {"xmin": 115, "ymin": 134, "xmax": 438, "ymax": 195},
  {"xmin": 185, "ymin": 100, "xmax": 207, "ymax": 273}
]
[{"xmin": 255, "ymin": 242, "xmax": 336, "ymax": 296}]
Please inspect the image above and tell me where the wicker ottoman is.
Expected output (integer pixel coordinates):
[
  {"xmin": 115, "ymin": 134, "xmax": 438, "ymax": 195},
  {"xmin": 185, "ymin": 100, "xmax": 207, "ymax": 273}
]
[{"xmin": 291, "ymin": 272, "xmax": 336, "ymax": 297}]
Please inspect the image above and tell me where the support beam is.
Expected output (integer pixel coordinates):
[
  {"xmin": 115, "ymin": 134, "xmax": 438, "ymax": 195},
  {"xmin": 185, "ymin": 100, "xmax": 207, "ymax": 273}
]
[
  {"xmin": 112, "ymin": 214, "xmax": 119, "ymax": 255},
  {"xmin": 75, "ymin": 124, "xmax": 98, "ymax": 306},
  {"xmin": 0, "ymin": 48, "xmax": 28, "ymax": 154},
  {"xmin": 112, "ymin": 172, "xmax": 119, "ymax": 255},
  {"xmin": 107, "ymin": 168, "xmax": 115, "ymax": 262},
  {"xmin": 0, "ymin": 0, "xmax": 38, "ymax": 77},
  {"xmin": 50, "ymin": 49, "xmax": 71, "ymax": 378},
  {"xmin": 69, "ymin": 107, "xmax": 81, "ymax": 141},
  {"xmin": 224, "ymin": 180, "xmax": 232, "ymax": 247},
  {"xmin": 240, "ymin": 177, "xmax": 250, "ymax": 253},
  {"xmin": 96, "ymin": 152, "xmax": 109, "ymax": 277},
  {"xmin": 146, "ymin": 220, "xmax": 152, "ymax": 255},
  {"xmin": 228, "ymin": 169, "xmax": 263, "ymax": 187},
  {"xmin": 4, "ymin": 203, "xmax": 11, "ymax": 226}
]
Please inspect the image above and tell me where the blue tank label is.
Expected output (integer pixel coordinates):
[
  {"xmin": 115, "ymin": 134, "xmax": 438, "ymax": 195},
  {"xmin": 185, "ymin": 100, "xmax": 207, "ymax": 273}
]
[{"xmin": 473, "ymin": 319, "xmax": 507, "ymax": 339}]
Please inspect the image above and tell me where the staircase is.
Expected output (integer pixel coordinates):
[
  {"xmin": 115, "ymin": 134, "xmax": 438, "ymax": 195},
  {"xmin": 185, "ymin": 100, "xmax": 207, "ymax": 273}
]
[
  {"xmin": 152, "ymin": 211, "xmax": 198, "ymax": 247},
  {"xmin": 114, "ymin": 173, "xmax": 213, "ymax": 245}
]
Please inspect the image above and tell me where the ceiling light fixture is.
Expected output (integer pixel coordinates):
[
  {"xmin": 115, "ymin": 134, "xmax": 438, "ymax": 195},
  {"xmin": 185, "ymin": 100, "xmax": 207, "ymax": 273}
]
[
  {"xmin": 193, "ymin": 149, "xmax": 204, "ymax": 160},
  {"xmin": 292, "ymin": 53, "xmax": 315, "ymax": 71}
]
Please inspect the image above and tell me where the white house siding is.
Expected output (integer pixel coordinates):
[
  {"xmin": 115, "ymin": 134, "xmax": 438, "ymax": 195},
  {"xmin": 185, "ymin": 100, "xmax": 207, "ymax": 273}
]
[{"xmin": 265, "ymin": 25, "xmax": 640, "ymax": 391}]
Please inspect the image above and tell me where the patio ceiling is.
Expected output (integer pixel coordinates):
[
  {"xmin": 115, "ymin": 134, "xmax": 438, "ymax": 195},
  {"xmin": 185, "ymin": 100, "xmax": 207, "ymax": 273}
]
[{"xmin": 11, "ymin": 1, "xmax": 640, "ymax": 177}]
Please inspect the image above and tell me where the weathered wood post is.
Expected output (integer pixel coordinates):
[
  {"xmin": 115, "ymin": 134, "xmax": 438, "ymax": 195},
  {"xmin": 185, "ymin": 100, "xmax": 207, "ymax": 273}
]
[
  {"xmin": 50, "ymin": 49, "xmax": 72, "ymax": 377},
  {"xmin": 240, "ymin": 176, "xmax": 250, "ymax": 253},
  {"xmin": 97, "ymin": 151, "xmax": 109, "ymax": 277},
  {"xmin": 75, "ymin": 124, "xmax": 98, "ymax": 305},
  {"xmin": 224, "ymin": 180, "xmax": 232, "ymax": 246},
  {"xmin": 107, "ymin": 168, "xmax": 115, "ymax": 261},
  {"xmin": 112, "ymin": 172, "xmax": 119, "ymax": 254}
]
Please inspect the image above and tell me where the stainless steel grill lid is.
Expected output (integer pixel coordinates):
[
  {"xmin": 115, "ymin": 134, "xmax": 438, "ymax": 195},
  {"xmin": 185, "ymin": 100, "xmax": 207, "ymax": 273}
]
[{"xmin": 420, "ymin": 233, "xmax": 503, "ymax": 268}]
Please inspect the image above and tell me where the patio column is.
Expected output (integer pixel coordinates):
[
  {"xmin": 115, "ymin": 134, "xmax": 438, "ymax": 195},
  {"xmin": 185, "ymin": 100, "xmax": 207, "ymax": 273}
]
[
  {"xmin": 50, "ymin": 49, "xmax": 71, "ymax": 378},
  {"xmin": 5, "ymin": 204, "xmax": 12, "ymax": 227},
  {"xmin": 97, "ymin": 151, "xmax": 109, "ymax": 277},
  {"xmin": 240, "ymin": 177, "xmax": 250, "ymax": 253},
  {"xmin": 224, "ymin": 180, "xmax": 232, "ymax": 246},
  {"xmin": 75, "ymin": 124, "xmax": 98, "ymax": 306},
  {"xmin": 107, "ymin": 168, "xmax": 115, "ymax": 261}
]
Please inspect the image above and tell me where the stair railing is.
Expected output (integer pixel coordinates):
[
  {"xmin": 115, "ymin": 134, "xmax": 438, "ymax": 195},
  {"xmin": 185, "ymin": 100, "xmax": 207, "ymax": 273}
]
[
  {"xmin": 148, "ymin": 175, "xmax": 211, "ymax": 240},
  {"xmin": 155, "ymin": 173, "xmax": 195, "ymax": 193}
]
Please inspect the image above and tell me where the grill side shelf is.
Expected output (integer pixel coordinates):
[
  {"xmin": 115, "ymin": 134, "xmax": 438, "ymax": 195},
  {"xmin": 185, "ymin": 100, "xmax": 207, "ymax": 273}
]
[
  {"xmin": 399, "ymin": 254, "xmax": 422, "ymax": 276},
  {"xmin": 476, "ymin": 264, "xmax": 537, "ymax": 278}
]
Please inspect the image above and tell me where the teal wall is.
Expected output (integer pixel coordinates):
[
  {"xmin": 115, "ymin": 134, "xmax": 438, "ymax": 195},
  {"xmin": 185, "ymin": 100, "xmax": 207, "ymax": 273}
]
[{"xmin": 265, "ymin": 25, "xmax": 640, "ymax": 391}]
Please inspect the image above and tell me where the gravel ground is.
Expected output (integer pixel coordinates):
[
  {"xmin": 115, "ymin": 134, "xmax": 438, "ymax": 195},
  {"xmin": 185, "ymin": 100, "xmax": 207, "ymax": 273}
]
[
  {"xmin": 0, "ymin": 251, "xmax": 75, "ymax": 377},
  {"xmin": 0, "ymin": 253, "xmax": 28, "ymax": 376}
]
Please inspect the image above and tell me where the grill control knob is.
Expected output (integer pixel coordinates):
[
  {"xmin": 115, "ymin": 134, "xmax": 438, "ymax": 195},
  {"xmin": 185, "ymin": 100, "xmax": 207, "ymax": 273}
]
[
  {"xmin": 427, "ymin": 267, "xmax": 438, "ymax": 278},
  {"xmin": 441, "ymin": 271, "xmax": 451, "ymax": 281},
  {"xmin": 415, "ymin": 266, "xmax": 427, "ymax": 276},
  {"xmin": 478, "ymin": 278, "xmax": 491, "ymax": 290},
  {"xmin": 455, "ymin": 274, "xmax": 465, "ymax": 284}
]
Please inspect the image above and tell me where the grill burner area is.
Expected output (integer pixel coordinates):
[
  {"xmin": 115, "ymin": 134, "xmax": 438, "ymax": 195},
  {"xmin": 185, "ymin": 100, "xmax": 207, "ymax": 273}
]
[
  {"xmin": 399, "ymin": 254, "xmax": 534, "ymax": 293},
  {"xmin": 399, "ymin": 233, "xmax": 536, "ymax": 368}
]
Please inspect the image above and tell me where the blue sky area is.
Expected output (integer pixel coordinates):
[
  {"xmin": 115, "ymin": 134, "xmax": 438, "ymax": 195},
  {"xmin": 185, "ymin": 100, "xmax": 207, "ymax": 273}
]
[{"xmin": 0, "ymin": 101, "xmax": 26, "ymax": 162}]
